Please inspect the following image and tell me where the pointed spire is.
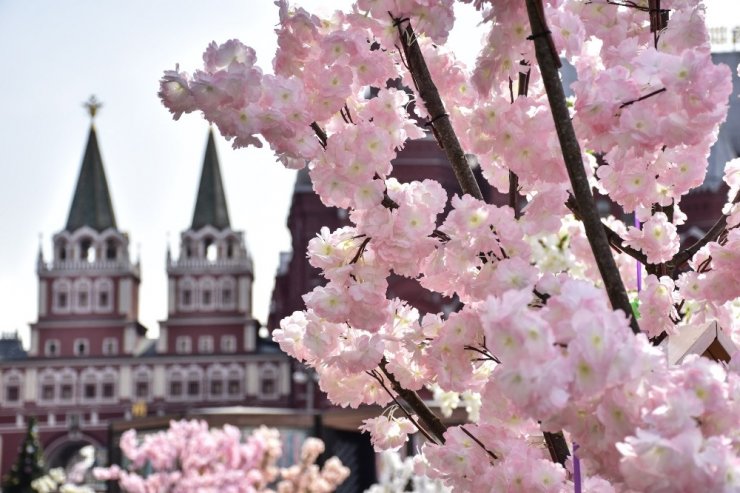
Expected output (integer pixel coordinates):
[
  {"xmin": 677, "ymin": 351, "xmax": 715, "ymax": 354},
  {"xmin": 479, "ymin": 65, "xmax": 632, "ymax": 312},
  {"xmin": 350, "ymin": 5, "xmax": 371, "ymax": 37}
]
[
  {"xmin": 65, "ymin": 122, "xmax": 117, "ymax": 232},
  {"xmin": 191, "ymin": 129, "xmax": 231, "ymax": 230}
]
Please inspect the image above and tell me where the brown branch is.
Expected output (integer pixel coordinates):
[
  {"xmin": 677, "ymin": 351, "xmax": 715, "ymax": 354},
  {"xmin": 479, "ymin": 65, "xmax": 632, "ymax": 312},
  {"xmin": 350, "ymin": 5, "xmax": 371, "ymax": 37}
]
[
  {"xmin": 460, "ymin": 426, "xmax": 499, "ymax": 461},
  {"xmin": 509, "ymin": 171, "xmax": 521, "ymax": 219},
  {"xmin": 671, "ymin": 190, "xmax": 739, "ymax": 270},
  {"xmin": 367, "ymin": 370, "xmax": 438, "ymax": 445},
  {"xmin": 619, "ymin": 87, "xmax": 667, "ymax": 109},
  {"xmin": 543, "ymin": 431, "xmax": 571, "ymax": 467},
  {"xmin": 525, "ymin": 0, "xmax": 641, "ymax": 335},
  {"xmin": 565, "ymin": 195, "xmax": 648, "ymax": 264},
  {"xmin": 310, "ymin": 122, "xmax": 327, "ymax": 148},
  {"xmin": 389, "ymin": 14, "xmax": 484, "ymax": 201},
  {"xmin": 379, "ymin": 358, "xmax": 448, "ymax": 444}
]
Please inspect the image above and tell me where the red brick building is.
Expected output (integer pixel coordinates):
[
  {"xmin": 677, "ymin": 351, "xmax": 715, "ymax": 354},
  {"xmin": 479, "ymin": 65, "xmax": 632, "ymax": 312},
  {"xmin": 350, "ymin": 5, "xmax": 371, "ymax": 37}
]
[{"xmin": 0, "ymin": 126, "xmax": 293, "ymax": 478}]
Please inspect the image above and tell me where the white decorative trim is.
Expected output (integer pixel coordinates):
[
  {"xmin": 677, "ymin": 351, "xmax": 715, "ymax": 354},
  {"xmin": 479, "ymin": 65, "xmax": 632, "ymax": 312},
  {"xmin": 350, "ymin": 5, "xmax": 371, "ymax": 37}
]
[
  {"xmin": 258, "ymin": 363, "xmax": 279, "ymax": 401},
  {"xmin": 38, "ymin": 280, "xmax": 48, "ymax": 317},
  {"xmin": 119, "ymin": 278, "xmax": 132, "ymax": 316},
  {"xmin": 52, "ymin": 279, "xmax": 72, "ymax": 314},
  {"xmin": 1, "ymin": 369, "xmax": 23, "ymax": 407},
  {"xmin": 44, "ymin": 339, "xmax": 61, "ymax": 357},
  {"xmin": 221, "ymin": 335, "xmax": 237, "ymax": 353},
  {"xmin": 93, "ymin": 278, "xmax": 114, "ymax": 313},
  {"xmin": 175, "ymin": 336, "xmax": 192, "ymax": 354},
  {"xmin": 73, "ymin": 278, "xmax": 92, "ymax": 314},
  {"xmin": 198, "ymin": 335, "xmax": 214, "ymax": 354},
  {"xmin": 73, "ymin": 338, "xmax": 90, "ymax": 356},
  {"xmin": 102, "ymin": 337, "xmax": 118, "ymax": 356}
]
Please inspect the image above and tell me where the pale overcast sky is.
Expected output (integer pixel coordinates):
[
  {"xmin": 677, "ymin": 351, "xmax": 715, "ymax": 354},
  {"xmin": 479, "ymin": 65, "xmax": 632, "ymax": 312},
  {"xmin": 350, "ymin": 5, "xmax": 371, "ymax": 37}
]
[{"xmin": 0, "ymin": 1, "xmax": 736, "ymax": 346}]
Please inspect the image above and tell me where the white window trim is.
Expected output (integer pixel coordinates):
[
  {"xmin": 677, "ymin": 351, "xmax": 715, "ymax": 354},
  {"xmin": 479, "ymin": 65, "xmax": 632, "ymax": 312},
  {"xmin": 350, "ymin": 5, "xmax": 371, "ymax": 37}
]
[
  {"xmin": 94, "ymin": 278, "xmax": 114, "ymax": 313},
  {"xmin": 45, "ymin": 339, "xmax": 61, "ymax": 357},
  {"xmin": 73, "ymin": 338, "xmax": 90, "ymax": 357},
  {"xmin": 258, "ymin": 364, "xmax": 279, "ymax": 401},
  {"xmin": 198, "ymin": 335, "xmax": 214, "ymax": 354},
  {"xmin": 175, "ymin": 336, "xmax": 192, "ymax": 354},
  {"xmin": 102, "ymin": 337, "xmax": 119, "ymax": 356},
  {"xmin": 221, "ymin": 335, "xmax": 237, "ymax": 353},
  {"xmin": 52, "ymin": 280, "xmax": 72, "ymax": 314},
  {"xmin": 2, "ymin": 371, "xmax": 23, "ymax": 407},
  {"xmin": 73, "ymin": 279, "xmax": 93, "ymax": 314}
]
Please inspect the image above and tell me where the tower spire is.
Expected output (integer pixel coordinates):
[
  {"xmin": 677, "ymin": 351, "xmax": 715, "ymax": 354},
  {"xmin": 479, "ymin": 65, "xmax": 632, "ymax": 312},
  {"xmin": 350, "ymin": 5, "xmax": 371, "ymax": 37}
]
[
  {"xmin": 191, "ymin": 129, "xmax": 231, "ymax": 230},
  {"xmin": 65, "ymin": 97, "xmax": 117, "ymax": 232}
]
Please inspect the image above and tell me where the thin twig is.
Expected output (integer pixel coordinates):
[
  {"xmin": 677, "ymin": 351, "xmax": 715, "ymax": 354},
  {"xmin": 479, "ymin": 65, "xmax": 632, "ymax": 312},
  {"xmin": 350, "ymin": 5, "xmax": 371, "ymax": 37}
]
[
  {"xmin": 379, "ymin": 358, "xmax": 448, "ymax": 443},
  {"xmin": 367, "ymin": 370, "xmax": 438, "ymax": 444},
  {"xmin": 619, "ymin": 87, "xmax": 667, "ymax": 109}
]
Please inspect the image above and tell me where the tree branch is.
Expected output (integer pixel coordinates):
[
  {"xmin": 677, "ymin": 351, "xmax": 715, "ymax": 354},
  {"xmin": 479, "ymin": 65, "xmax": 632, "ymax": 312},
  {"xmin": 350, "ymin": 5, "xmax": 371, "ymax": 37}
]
[
  {"xmin": 379, "ymin": 358, "xmax": 448, "ymax": 444},
  {"xmin": 671, "ymin": 190, "xmax": 739, "ymax": 269},
  {"xmin": 390, "ymin": 14, "xmax": 484, "ymax": 201},
  {"xmin": 565, "ymin": 194, "xmax": 648, "ymax": 264},
  {"xmin": 543, "ymin": 431, "xmax": 571, "ymax": 467},
  {"xmin": 525, "ymin": 0, "xmax": 641, "ymax": 335}
]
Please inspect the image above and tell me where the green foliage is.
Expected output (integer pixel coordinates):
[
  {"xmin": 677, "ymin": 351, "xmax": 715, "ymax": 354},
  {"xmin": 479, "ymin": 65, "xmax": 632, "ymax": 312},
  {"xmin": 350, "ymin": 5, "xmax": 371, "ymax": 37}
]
[{"xmin": 2, "ymin": 417, "xmax": 46, "ymax": 493}]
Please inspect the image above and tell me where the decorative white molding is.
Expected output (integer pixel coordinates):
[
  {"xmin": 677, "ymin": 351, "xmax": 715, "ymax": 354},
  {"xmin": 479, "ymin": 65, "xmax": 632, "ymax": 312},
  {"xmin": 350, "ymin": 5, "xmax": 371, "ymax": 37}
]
[
  {"xmin": 244, "ymin": 324, "xmax": 255, "ymax": 352},
  {"xmin": 119, "ymin": 279, "xmax": 132, "ymax": 316}
]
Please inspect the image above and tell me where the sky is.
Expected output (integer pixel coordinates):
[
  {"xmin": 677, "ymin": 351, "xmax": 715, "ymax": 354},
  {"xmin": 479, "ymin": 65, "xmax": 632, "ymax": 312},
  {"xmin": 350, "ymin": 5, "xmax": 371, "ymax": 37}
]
[{"xmin": 0, "ymin": 1, "xmax": 737, "ymax": 346}]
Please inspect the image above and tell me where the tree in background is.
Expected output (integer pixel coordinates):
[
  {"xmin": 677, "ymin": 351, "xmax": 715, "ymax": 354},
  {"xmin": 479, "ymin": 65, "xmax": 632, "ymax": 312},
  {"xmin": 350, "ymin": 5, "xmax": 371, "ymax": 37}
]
[
  {"xmin": 93, "ymin": 420, "xmax": 349, "ymax": 493},
  {"xmin": 3, "ymin": 417, "xmax": 46, "ymax": 493},
  {"xmin": 159, "ymin": 0, "xmax": 740, "ymax": 491}
]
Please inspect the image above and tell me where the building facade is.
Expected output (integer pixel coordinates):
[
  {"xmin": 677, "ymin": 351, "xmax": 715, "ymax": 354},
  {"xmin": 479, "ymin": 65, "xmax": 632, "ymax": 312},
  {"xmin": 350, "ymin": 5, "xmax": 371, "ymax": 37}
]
[{"xmin": 0, "ymin": 125, "xmax": 292, "ymax": 479}]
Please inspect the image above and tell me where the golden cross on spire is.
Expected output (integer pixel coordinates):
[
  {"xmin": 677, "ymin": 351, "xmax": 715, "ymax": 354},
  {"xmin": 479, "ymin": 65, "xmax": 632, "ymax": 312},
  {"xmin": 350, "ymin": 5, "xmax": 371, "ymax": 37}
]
[{"xmin": 83, "ymin": 95, "xmax": 103, "ymax": 120}]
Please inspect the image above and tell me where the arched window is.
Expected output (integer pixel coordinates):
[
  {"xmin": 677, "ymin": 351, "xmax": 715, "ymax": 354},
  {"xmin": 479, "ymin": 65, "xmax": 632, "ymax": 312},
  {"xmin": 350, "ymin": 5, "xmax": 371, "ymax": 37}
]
[
  {"xmin": 198, "ymin": 336, "xmax": 214, "ymax": 354},
  {"xmin": 186, "ymin": 367, "xmax": 202, "ymax": 399},
  {"xmin": 73, "ymin": 279, "xmax": 92, "ymax": 313},
  {"xmin": 179, "ymin": 278, "xmax": 196, "ymax": 311},
  {"xmin": 3, "ymin": 370, "xmax": 23, "ymax": 405},
  {"xmin": 80, "ymin": 368, "xmax": 98, "ymax": 402},
  {"xmin": 132, "ymin": 366, "xmax": 151, "ymax": 400},
  {"xmin": 45, "ymin": 339, "xmax": 61, "ymax": 357},
  {"xmin": 175, "ymin": 336, "xmax": 192, "ymax": 354},
  {"xmin": 259, "ymin": 364, "xmax": 279, "ymax": 400},
  {"xmin": 219, "ymin": 276, "xmax": 236, "ymax": 310},
  {"xmin": 220, "ymin": 335, "xmax": 237, "ymax": 353},
  {"xmin": 226, "ymin": 365, "xmax": 243, "ymax": 399},
  {"xmin": 94, "ymin": 279, "xmax": 113, "ymax": 313},
  {"xmin": 200, "ymin": 277, "xmax": 215, "ymax": 310},
  {"xmin": 105, "ymin": 238, "xmax": 118, "ymax": 260},
  {"xmin": 168, "ymin": 367, "xmax": 185, "ymax": 400},
  {"xmin": 57, "ymin": 239, "xmax": 68, "ymax": 261},
  {"xmin": 100, "ymin": 368, "xmax": 117, "ymax": 401},
  {"xmin": 73, "ymin": 338, "xmax": 89, "ymax": 356},
  {"xmin": 207, "ymin": 365, "xmax": 225, "ymax": 400},
  {"xmin": 39, "ymin": 370, "xmax": 56, "ymax": 403},
  {"xmin": 79, "ymin": 238, "xmax": 96, "ymax": 262},
  {"xmin": 52, "ymin": 280, "xmax": 72, "ymax": 314},
  {"xmin": 204, "ymin": 237, "xmax": 217, "ymax": 261},
  {"xmin": 58, "ymin": 368, "xmax": 76, "ymax": 403}
]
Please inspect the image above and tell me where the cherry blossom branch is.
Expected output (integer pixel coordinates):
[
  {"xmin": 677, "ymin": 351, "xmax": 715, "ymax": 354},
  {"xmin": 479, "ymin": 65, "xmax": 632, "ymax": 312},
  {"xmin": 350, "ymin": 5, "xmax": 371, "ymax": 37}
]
[
  {"xmin": 671, "ymin": 190, "xmax": 739, "ymax": 270},
  {"xmin": 368, "ymin": 369, "xmax": 438, "ymax": 444},
  {"xmin": 310, "ymin": 122, "xmax": 327, "ymax": 148},
  {"xmin": 525, "ymin": 0, "xmax": 641, "ymax": 335},
  {"xmin": 460, "ymin": 426, "xmax": 499, "ymax": 461},
  {"xmin": 379, "ymin": 358, "xmax": 448, "ymax": 444},
  {"xmin": 565, "ymin": 194, "xmax": 648, "ymax": 264},
  {"xmin": 619, "ymin": 87, "xmax": 667, "ymax": 109},
  {"xmin": 389, "ymin": 14, "xmax": 484, "ymax": 201}
]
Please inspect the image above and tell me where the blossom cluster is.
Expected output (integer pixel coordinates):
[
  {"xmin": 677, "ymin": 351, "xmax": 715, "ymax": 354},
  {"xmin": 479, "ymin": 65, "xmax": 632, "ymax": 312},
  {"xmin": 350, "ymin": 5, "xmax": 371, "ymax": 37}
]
[
  {"xmin": 93, "ymin": 420, "xmax": 348, "ymax": 493},
  {"xmin": 161, "ymin": 0, "xmax": 740, "ymax": 491}
]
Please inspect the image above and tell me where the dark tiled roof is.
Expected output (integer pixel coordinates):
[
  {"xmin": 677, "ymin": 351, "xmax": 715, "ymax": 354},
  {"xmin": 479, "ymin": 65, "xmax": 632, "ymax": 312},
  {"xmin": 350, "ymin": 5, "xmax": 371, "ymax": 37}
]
[
  {"xmin": 0, "ymin": 337, "xmax": 27, "ymax": 361},
  {"xmin": 65, "ymin": 126, "xmax": 117, "ymax": 232},
  {"xmin": 191, "ymin": 130, "xmax": 231, "ymax": 230}
]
